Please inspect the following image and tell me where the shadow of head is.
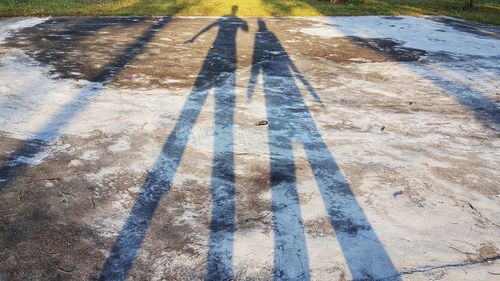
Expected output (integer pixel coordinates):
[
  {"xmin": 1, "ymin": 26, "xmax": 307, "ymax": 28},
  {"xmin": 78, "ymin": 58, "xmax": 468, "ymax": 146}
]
[
  {"xmin": 258, "ymin": 18, "xmax": 268, "ymax": 32},
  {"xmin": 231, "ymin": 5, "xmax": 239, "ymax": 16}
]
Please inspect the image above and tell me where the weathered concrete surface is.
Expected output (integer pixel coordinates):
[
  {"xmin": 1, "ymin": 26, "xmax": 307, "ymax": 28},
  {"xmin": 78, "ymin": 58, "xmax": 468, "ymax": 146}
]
[{"xmin": 0, "ymin": 16, "xmax": 499, "ymax": 281}]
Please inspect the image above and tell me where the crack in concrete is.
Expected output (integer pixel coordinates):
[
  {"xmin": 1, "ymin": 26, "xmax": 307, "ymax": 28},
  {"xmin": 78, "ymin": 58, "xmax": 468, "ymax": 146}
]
[
  {"xmin": 238, "ymin": 211, "xmax": 272, "ymax": 226},
  {"xmin": 395, "ymin": 255, "xmax": 500, "ymax": 278},
  {"xmin": 365, "ymin": 255, "xmax": 500, "ymax": 281}
]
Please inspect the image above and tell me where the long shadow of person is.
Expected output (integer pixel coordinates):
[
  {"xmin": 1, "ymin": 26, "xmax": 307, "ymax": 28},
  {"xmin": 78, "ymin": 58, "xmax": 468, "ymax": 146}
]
[
  {"xmin": 99, "ymin": 7, "xmax": 247, "ymax": 281},
  {"xmin": 248, "ymin": 19, "xmax": 401, "ymax": 281}
]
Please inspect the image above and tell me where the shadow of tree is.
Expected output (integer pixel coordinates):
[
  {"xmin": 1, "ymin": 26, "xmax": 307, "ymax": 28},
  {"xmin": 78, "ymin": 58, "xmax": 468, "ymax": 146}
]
[
  {"xmin": 0, "ymin": 18, "xmax": 172, "ymax": 191},
  {"xmin": 5, "ymin": 17, "xmax": 165, "ymax": 81},
  {"xmin": 339, "ymin": 30, "xmax": 500, "ymax": 130}
]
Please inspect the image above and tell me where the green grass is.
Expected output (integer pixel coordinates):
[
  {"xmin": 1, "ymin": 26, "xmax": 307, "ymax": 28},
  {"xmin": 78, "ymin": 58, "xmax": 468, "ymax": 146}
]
[{"xmin": 1, "ymin": 0, "xmax": 499, "ymax": 25}]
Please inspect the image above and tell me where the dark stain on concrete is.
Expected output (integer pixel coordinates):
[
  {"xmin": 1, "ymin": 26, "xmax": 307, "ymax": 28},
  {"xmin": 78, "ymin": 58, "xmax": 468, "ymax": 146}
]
[
  {"xmin": 4, "ymin": 17, "xmax": 158, "ymax": 81},
  {"xmin": 3, "ymin": 17, "xmax": 432, "ymax": 92},
  {"xmin": 429, "ymin": 16, "xmax": 500, "ymax": 39},
  {"xmin": 348, "ymin": 37, "xmax": 427, "ymax": 61},
  {"xmin": 381, "ymin": 16, "xmax": 405, "ymax": 20}
]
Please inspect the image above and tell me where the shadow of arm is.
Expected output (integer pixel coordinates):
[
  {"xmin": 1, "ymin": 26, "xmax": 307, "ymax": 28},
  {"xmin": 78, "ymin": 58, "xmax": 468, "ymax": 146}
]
[
  {"xmin": 241, "ymin": 20, "xmax": 249, "ymax": 32},
  {"xmin": 184, "ymin": 21, "xmax": 217, "ymax": 44},
  {"xmin": 247, "ymin": 50, "xmax": 261, "ymax": 102},
  {"xmin": 289, "ymin": 60, "xmax": 324, "ymax": 107}
]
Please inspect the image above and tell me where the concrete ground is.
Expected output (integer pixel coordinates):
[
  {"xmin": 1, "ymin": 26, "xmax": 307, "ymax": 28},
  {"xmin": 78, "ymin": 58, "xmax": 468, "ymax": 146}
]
[{"xmin": 0, "ymin": 15, "xmax": 499, "ymax": 281}]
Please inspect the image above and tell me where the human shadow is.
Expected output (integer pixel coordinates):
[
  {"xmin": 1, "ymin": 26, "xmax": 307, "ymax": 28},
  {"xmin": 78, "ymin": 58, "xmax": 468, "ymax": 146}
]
[
  {"xmin": 248, "ymin": 19, "xmax": 401, "ymax": 281},
  {"xmin": 99, "ymin": 7, "xmax": 247, "ymax": 280},
  {"xmin": 0, "ymin": 17, "xmax": 171, "ymax": 190}
]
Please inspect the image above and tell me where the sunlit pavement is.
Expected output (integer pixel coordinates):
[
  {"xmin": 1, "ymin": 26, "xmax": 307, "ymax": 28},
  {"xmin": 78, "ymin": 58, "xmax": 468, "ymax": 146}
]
[{"xmin": 0, "ymin": 15, "xmax": 499, "ymax": 280}]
